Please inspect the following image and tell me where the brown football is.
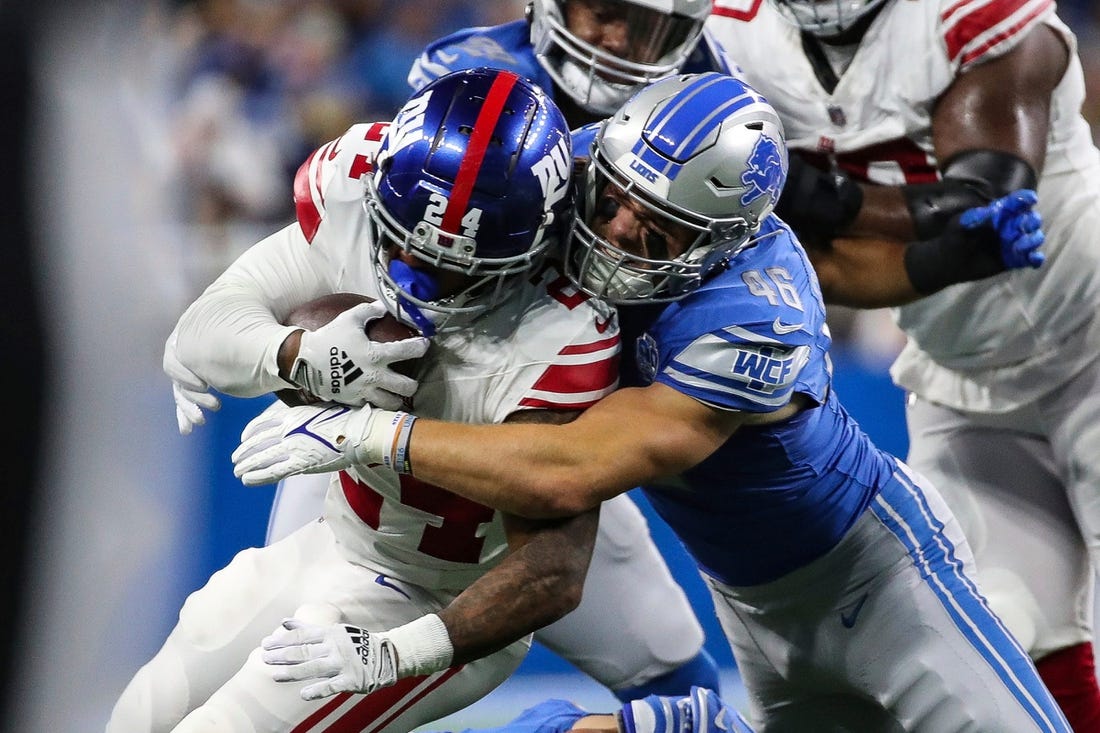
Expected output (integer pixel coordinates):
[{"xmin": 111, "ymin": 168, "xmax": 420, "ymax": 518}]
[{"xmin": 276, "ymin": 292, "xmax": 422, "ymax": 406}]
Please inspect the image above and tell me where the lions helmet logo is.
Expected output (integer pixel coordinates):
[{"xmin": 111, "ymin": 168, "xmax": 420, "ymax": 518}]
[{"xmin": 739, "ymin": 135, "xmax": 784, "ymax": 208}]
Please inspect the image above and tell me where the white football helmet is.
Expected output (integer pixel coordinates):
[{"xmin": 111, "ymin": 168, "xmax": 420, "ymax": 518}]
[
  {"xmin": 528, "ymin": 0, "xmax": 709, "ymax": 115},
  {"xmin": 770, "ymin": 0, "xmax": 891, "ymax": 38},
  {"xmin": 568, "ymin": 73, "xmax": 788, "ymax": 303}
]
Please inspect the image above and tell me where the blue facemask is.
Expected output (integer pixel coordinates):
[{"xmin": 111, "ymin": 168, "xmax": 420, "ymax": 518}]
[{"xmin": 388, "ymin": 258, "xmax": 440, "ymax": 337}]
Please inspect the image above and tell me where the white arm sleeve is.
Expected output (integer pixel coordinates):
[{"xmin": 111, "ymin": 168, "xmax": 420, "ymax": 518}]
[{"xmin": 173, "ymin": 222, "xmax": 338, "ymax": 397}]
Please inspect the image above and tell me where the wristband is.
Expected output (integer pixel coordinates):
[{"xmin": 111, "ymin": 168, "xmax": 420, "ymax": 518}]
[
  {"xmin": 383, "ymin": 613, "xmax": 455, "ymax": 677},
  {"xmin": 353, "ymin": 410, "xmax": 417, "ymax": 474}
]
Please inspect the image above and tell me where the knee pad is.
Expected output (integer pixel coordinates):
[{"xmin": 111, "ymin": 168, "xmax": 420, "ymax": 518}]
[
  {"xmin": 612, "ymin": 649, "xmax": 721, "ymax": 703},
  {"xmin": 979, "ymin": 567, "xmax": 1042, "ymax": 653}
]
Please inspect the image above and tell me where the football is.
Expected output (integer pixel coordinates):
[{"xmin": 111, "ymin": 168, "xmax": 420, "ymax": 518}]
[{"xmin": 276, "ymin": 292, "xmax": 422, "ymax": 406}]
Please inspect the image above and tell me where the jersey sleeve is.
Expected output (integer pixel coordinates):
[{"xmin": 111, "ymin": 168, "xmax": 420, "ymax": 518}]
[
  {"xmin": 656, "ymin": 319, "xmax": 812, "ymax": 413},
  {"xmin": 939, "ymin": 0, "xmax": 1055, "ymax": 72},
  {"xmin": 294, "ymin": 121, "xmax": 389, "ymax": 243},
  {"xmin": 172, "ymin": 222, "xmax": 335, "ymax": 397},
  {"xmin": 649, "ymin": 238, "xmax": 823, "ymax": 413},
  {"xmin": 173, "ymin": 121, "xmax": 392, "ymax": 397}
]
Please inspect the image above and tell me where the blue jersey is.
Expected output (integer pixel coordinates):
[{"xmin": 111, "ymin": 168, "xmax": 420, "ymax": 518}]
[
  {"xmin": 408, "ymin": 20, "xmax": 734, "ymax": 99},
  {"xmin": 627, "ymin": 217, "xmax": 895, "ymax": 586}
]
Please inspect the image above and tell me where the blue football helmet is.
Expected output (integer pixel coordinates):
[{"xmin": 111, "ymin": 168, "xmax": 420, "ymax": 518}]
[
  {"xmin": 528, "ymin": 0, "xmax": 710, "ymax": 115},
  {"xmin": 568, "ymin": 72, "xmax": 788, "ymax": 303},
  {"xmin": 770, "ymin": 0, "xmax": 891, "ymax": 38},
  {"xmin": 365, "ymin": 67, "xmax": 574, "ymax": 334}
]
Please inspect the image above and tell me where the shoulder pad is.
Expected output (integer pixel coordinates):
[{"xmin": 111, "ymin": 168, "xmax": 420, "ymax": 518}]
[
  {"xmin": 294, "ymin": 122, "xmax": 389, "ymax": 243},
  {"xmin": 408, "ymin": 22, "xmax": 539, "ymax": 92}
]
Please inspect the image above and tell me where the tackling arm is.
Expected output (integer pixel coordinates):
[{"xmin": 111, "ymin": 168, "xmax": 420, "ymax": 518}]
[{"xmin": 407, "ymin": 382, "xmax": 747, "ymax": 518}]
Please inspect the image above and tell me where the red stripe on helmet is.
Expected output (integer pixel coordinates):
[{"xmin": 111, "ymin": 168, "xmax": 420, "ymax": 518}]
[{"xmin": 441, "ymin": 70, "xmax": 520, "ymax": 235}]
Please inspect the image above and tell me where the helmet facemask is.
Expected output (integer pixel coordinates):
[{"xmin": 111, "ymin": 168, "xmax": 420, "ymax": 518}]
[
  {"xmin": 567, "ymin": 73, "xmax": 788, "ymax": 305},
  {"xmin": 570, "ymin": 147, "xmax": 753, "ymax": 303},
  {"xmin": 365, "ymin": 171, "xmax": 557, "ymax": 336},
  {"xmin": 529, "ymin": 0, "xmax": 708, "ymax": 115},
  {"xmin": 770, "ymin": 0, "xmax": 891, "ymax": 39}
]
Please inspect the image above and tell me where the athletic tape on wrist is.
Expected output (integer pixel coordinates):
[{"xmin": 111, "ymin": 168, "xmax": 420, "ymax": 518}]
[{"xmin": 383, "ymin": 613, "xmax": 454, "ymax": 677}]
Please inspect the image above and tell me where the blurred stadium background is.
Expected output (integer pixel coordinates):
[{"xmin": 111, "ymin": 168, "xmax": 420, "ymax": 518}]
[{"xmin": 5, "ymin": 0, "xmax": 1099, "ymax": 730}]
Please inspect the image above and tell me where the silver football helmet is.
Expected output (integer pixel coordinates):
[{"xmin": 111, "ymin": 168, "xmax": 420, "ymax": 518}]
[
  {"xmin": 569, "ymin": 73, "xmax": 788, "ymax": 303},
  {"xmin": 528, "ymin": 0, "xmax": 710, "ymax": 115},
  {"xmin": 770, "ymin": 0, "xmax": 891, "ymax": 38}
]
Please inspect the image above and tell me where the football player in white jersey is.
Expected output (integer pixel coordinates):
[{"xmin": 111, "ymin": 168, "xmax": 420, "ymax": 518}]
[
  {"xmin": 168, "ymin": 0, "xmax": 727, "ymax": 703},
  {"xmin": 108, "ymin": 68, "xmax": 631, "ymax": 733},
  {"xmin": 706, "ymin": 0, "xmax": 1100, "ymax": 727},
  {"xmin": 234, "ymin": 73, "xmax": 1066, "ymax": 732}
]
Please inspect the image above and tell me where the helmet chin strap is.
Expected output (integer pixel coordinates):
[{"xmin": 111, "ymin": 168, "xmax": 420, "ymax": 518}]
[{"xmin": 388, "ymin": 259, "xmax": 440, "ymax": 337}]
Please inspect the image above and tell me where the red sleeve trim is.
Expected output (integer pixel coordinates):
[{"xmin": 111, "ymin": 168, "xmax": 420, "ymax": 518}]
[
  {"xmin": 942, "ymin": 0, "xmax": 1051, "ymax": 65},
  {"xmin": 518, "ymin": 334, "xmax": 621, "ymax": 409},
  {"xmin": 293, "ymin": 143, "xmax": 329, "ymax": 244},
  {"xmin": 710, "ymin": 0, "xmax": 765, "ymax": 21},
  {"xmin": 560, "ymin": 335, "xmax": 620, "ymax": 355}
]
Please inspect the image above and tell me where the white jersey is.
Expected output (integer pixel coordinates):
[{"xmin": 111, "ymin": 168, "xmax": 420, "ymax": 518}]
[
  {"xmin": 707, "ymin": 0, "xmax": 1100, "ymax": 412},
  {"xmin": 174, "ymin": 122, "xmax": 620, "ymax": 591}
]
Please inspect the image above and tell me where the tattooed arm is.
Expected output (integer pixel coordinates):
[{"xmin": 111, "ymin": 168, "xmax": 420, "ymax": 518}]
[
  {"xmin": 439, "ymin": 408, "xmax": 598, "ymax": 665},
  {"xmin": 258, "ymin": 408, "xmax": 599, "ymax": 699}
]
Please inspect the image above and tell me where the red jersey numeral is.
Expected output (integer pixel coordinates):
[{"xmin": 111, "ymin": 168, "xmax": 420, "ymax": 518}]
[
  {"xmin": 339, "ymin": 471, "xmax": 495, "ymax": 563},
  {"xmin": 400, "ymin": 476, "xmax": 496, "ymax": 563}
]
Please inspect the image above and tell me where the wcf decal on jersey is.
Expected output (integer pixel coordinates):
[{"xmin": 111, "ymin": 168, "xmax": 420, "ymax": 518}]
[
  {"xmin": 530, "ymin": 136, "xmax": 572, "ymax": 224},
  {"xmin": 387, "ymin": 90, "xmax": 432, "ymax": 157},
  {"xmin": 740, "ymin": 135, "xmax": 784, "ymax": 208},
  {"xmin": 729, "ymin": 344, "xmax": 807, "ymax": 395}
]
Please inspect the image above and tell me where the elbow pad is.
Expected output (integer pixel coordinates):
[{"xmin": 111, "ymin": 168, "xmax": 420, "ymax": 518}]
[
  {"xmin": 774, "ymin": 154, "xmax": 864, "ymax": 241},
  {"xmin": 903, "ymin": 150, "xmax": 1038, "ymax": 239}
]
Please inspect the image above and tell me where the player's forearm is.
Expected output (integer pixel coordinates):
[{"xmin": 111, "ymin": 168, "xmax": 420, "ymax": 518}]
[
  {"xmin": 408, "ymin": 419, "xmax": 624, "ymax": 518},
  {"xmin": 437, "ymin": 510, "xmax": 597, "ymax": 665},
  {"xmin": 175, "ymin": 284, "xmax": 302, "ymax": 397},
  {"xmin": 175, "ymin": 224, "xmax": 332, "ymax": 396},
  {"xmin": 843, "ymin": 183, "xmax": 915, "ymax": 241},
  {"xmin": 810, "ymin": 237, "xmax": 922, "ymax": 308}
]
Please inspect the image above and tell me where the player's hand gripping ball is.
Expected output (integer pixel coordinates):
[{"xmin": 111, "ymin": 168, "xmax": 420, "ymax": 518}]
[{"xmin": 277, "ymin": 293, "xmax": 426, "ymax": 408}]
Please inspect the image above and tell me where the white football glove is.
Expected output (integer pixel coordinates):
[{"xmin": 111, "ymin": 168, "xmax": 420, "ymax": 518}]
[
  {"xmin": 163, "ymin": 331, "xmax": 221, "ymax": 435},
  {"xmin": 231, "ymin": 400, "xmax": 410, "ymax": 486},
  {"xmin": 261, "ymin": 614, "xmax": 453, "ymax": 701},
  {"xmin": 290, "ymin": 301, "xmax": 429, "ymax": 409},
  {"xmin": 262, "ymin": 618, "xmax": 399, "ymax": 701}
]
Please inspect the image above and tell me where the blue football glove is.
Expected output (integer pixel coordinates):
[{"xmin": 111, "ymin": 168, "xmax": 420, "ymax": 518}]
[
  {"xmin": 958, "ymin": 188, "xmax": 1045, "ymax": 269},
  {"xmin": 618, "ymin": 686, "xmax": 755, "ymax": 733}
]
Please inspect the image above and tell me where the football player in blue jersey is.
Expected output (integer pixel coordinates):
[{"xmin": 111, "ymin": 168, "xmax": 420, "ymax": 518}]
[
  {"xmin": 233, "ymin": 73, "xmax": 1062, "ymax": 732},
  {"xmin": 409, "ymin": 0, "xmax": 731, "ymax": 127}
]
